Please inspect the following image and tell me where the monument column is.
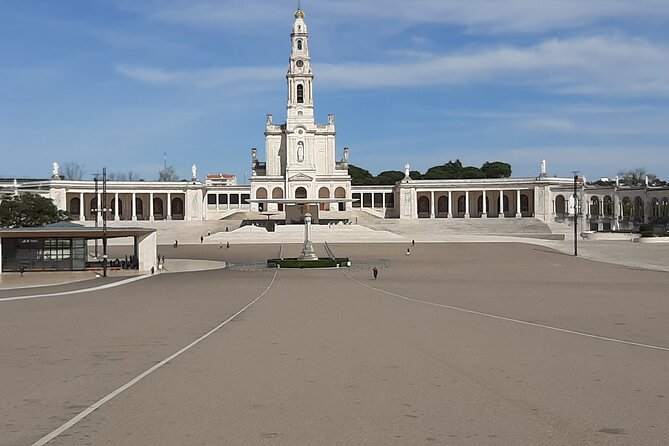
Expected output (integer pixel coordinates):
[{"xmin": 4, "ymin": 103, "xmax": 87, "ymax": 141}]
[
  {"xmin": 167, "ymin": 192, "xmax": 172, "ymax": 220},
  {"xmin": 430, "ymin": 191, "xmax": 435, "ymax": 218},
  {"xmin": 464, "ymin": 191, "xmax": 470, "ymax": 218},
  {"xmin": 132, "ymin": 192, "xmax": 137, "ymax": 221},
  {"xmin": 79, "ymin": 192, "xmax": 84, "ymax": 221},
  {"xmin": 149, "ymin": 192, "xmax": 154, "ymax": 221},
  {"xmin": 97, "ymin": 191, "xmax": 102, "ymax": 224},
  {"xmin": 482, "ymin": 190, "xmax": 487, "ymax": 218},
  {"xmin": 516, "ymin": 190, "xmax": 522, "ymax": 218}
]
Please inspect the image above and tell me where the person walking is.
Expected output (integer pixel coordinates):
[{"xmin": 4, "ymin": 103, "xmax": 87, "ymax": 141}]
[
  {"xmin": 372, "ymin": 266, "xmax": 378, "ymax": 280},
  {"xmin": 406, "ymin": 248, "xmax": 411, "ymax": 256},
  {"xmin": 411, "ymin": 239, "xmax": 415, "ymax": 246},
  {"xmin": 200, "ymin": 235, "xmax": 204, "ymax": 243}
]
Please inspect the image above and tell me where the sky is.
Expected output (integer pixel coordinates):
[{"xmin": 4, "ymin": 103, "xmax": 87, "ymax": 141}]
[{"xmin": 2, "ymin": 0, "xmax": 669, "ymax": 182}]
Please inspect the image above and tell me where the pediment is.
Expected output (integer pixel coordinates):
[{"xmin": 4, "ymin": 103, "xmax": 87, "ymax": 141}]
[{"xmin": 288, "ymin": 173, "xmax": 314, "ymax": 182}]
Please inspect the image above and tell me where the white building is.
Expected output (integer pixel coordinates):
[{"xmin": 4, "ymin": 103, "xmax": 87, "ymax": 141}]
[{"xmin": 1, "ymin": 6, "xmax": 668, "ymax": 231}]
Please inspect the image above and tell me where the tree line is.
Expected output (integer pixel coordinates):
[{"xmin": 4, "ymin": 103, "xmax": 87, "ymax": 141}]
[{"xmin": 349, "ymin": 160, "xmax": 512, "ymax": 185}]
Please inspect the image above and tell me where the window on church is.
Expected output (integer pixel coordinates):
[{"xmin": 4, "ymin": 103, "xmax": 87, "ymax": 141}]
[
  {"xmin": 297, "ymin": 40, "xmax": 303, "ymax": 50},
  {"xmin": 297, "ymin": 84, "xmax": 304, "ymax": 103}
]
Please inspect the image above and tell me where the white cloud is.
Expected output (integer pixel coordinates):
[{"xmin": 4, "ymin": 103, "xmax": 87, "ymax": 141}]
[
  {"xmin": 124, "ymin": 0, "xmax": 669, "ymax": 34},
  {"xmin": 317, "ymin": 35, "xmax": 669, "ymax": 96},
  {"xmin": 115, "ymin": 64, "xmax": 283, "ymax": 88}
]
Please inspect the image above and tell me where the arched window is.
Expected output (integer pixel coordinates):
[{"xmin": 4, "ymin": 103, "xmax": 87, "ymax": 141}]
[
  {"xmin": 555, "ymin": 195, "xmax": 566, "ymax": 215},
  {"xmin": 590, "ymin": 196, "xmax": 600, "ymax": 215},
  {"xmin": 69, "ymin": 197, "xmax": 80, "ymax": 217},
  {"xmin": 503, "ymin": 195, "xmax": 509, "ymax": 212},
  {"xmin": 153, "ymin": 197, "xmax": 164, "ymax": 219},
  {"xmin": 417, "ymin": 196, "xmax": 430, "ymax": 217},
  {"xmin": 622, "ymin": 197, "xmax": 632, "ymax": 217},
  {"xmin": 457, "ymin": 196, "xmax": 466, "ymax": 214},
  {"xmin": 295, "ymin": 187, "xmax": 307, "ymax": 199},
  {"xmin": 273, "ymin": 187, "xmax": 284, "ymax": 211},
  {"xmin": 135, "ymin": 198, "xmax": 144, "ymax": 218},
  {"xmin": 520, "ymin": 194, "xmax": 529, "ymax": 212},
  {"xmin": 297, "ymin": 40, "xmax": 303, "ymax": 50},
  {"xmin": 437, "ymin": 196, "xmax": 448, "ymax": 214},
  {"xmin": 297, "ymin": 84, "xmax": 304, "ymax": 103},
  {"xmin": 477, "ymin": 195, "xmax": 489, "ymax": 215},
  {"xmin": 603, "ymin": 196, "xmax": 613, "ymax": 216},
  {"xmin": 90, "ymin": 197, "xmax": 98, "ymax": 218},
  {"xmin": 633, "ymin": 196, "xmax": 644, "ymax": 221},
  {"xmin": 172, "ymin": 197, "xmax": 184, "ymax": 215}
]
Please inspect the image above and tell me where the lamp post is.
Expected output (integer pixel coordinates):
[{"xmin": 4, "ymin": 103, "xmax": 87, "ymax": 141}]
[
  {"xmin": 92, "ymin": 173, "xmax": 100, "ymax": 259},
  {"xmin": 102, "ymin": 167, "xmax": 108, "ymax": 277},
  {"xmin": 571, "ymin": 171, "xmax": 580, "ymax": 256}
]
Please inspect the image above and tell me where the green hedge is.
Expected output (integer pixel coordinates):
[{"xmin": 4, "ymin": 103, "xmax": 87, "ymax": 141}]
[{"xmin": 267, "ymin": 258, "xmax": 350, "ymax": 268}]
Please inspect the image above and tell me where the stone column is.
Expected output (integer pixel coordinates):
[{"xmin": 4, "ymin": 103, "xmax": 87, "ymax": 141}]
[
  {"xmin": 132, "ymin": 192, "xmax": 137, "ymax": 221},
  {"xmin": 499, "ymin": 191, "xmax": 504, "ymax": 218},
  {"xmin": 430, "ymin": 191, "xmax": 435, "ymax": 218},
  {"xmin": 482, "ymin": 190, "xmax": 487, "ymax": 218},
  {"xmin": 149, "ymin": 192, "xmax": 154, "ymax": 221},
  {"xmin": 298, "ymin": 213, "xmax": 318, "ymax": 261},
  {"xmin": 516, "ymin": 190, "xmax": 522, "ymax": 218},
  {"xmin": 79, "ymin": 192, "xmax": 84, "ymax": 221},
  {"xmin": 114, "ymin": 193, "xmax": 119, "ymax": 221},
  {"xmin": 447, "ymin": 191, "xmax": 453, "ymax": 218},
  {"xmin": 464, "ymin": 191, "xmax": 470, "ymax": 219},
  {"xmin": 167, "ymin": 192, "xmax": 172, "ymax": 220}
]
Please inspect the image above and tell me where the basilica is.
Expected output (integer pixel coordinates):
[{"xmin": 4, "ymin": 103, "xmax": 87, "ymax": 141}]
[{"xmin": 1, "ymin": 7, "xmax": 668, "ymax": 232}]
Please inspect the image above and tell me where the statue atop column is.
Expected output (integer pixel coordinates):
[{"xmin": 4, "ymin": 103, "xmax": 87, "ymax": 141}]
[
  {"xmin": 540, "ymin": 159, "xmax": 546, "ymax": 177},
  {"xmin": 403, "ymin": 163, "xmax": 411, "ymax": 182},
  {"xmin": 191, "ymin": 164, "xmax": 197, "ymax": 181},
  {"xmin": 52, "ymin": 162, "xmax": 60, "ymax": 180},
  {"xmin": 328, "ymin": 114, "xmax": 334, "ymax": 125}
]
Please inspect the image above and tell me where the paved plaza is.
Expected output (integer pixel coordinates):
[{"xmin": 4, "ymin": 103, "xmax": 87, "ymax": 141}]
[{"xmin": 1, "ymin": 240, "xmax": 668, "ymax": 445}]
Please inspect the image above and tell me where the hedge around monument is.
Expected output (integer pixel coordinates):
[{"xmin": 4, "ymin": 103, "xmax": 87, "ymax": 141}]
[{"xmin": 267, "ymin": 258, "xmax": 350, "ymax": 268}]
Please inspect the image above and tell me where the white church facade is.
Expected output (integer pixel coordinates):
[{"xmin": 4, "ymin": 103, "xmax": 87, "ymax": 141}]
[{"xmin": 2, "ymin": 7, "xmax": 668, "ymax": 230}]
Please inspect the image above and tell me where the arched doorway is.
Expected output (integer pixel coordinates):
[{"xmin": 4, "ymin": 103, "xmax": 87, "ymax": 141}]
[
  {"xmin": 89, "ymin": 197, "xmax": 98, "ymax": 220},
  {"xmin": 520, "ymin": 194, "xmax": 530, "ymax": 216},
  {"xmin": 555, "ymin": 195, "xmax": 566, "ymax": 216},
  {"xmin": 477, "ymin": 195, "xmax": 490, "ymax": 216},
  {"xmin": 335, "ymin": 187, "xmax": 346, "ymax": 211},
  {"xmin": 319, "ymin": 187, "xmax": 330, "ymax": 211},
  {"xmin": 603, "ymin": 195, "xmax": 613, "ymax": 216},
  {"xmin": 153, "ymin": 197, "xmax": 164, "ymax": 220},
  {"xmin": 272, "ymin": 187, "xmax": 284, "ymax": 211},
  {"xmin": 417, "ymin": 196, "xmax": 430, "ymax": 218},
  {"xmin": 69, "ymin": 197, "xmax": 80, "ymax": 219},
  {"xmin": 633, "ymin": 196, "xmax": 644, "ymax": 222},
  {"xmin": 135, "ymin": 197, "xmax": 144, "ymax": 220},
  {"xmin": 256, "ymin": 187, "xmax": 267, "ymax": 212},
  {"xmin": 590, "ymin": 196, "xmax": 600, "ymax": 216},
  {"xmin": 437, "ymin": 195, "xmax": 449, "ymax": 217},
  {"xmin": 171, "ymin": 197, "xmax": 184, "ymax": 220},
  {"xmin": 622, "ymin": 197, "xmax": 632, "ymax": 218},
  {"xmin": 457, "ymin": 195, "xmax": 466, "ymax": 216}
]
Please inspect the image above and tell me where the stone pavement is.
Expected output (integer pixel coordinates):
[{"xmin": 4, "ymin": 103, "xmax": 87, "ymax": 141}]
[{"xmin": 2, "ymin": 219, "xmax": 666, "ymax": 290}]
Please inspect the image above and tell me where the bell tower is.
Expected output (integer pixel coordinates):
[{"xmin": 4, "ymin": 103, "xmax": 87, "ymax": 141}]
[{"xmin": 286, "ymin": 8, "xmax": 314, "ymax": 126}]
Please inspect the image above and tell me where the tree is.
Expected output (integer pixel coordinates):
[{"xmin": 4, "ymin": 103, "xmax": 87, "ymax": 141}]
[
  {"xmin": 348, "ymin": 164, "xmax": 375, "ymax": 185},
  {"xmin": 375, "ymin": 170, "xmax": 405, "ymax": 185},
  {"xmin": 0, "ymin": 193, "xmax": 69, "ymax": 228},
  {"xmin": 108, "ymin": 171, "xmax": 142, "ymax": 181},
  {"xmin": 62, "ymin": 162, "xmax": 85, "ymax": 180},
  {"xmin": 158, "ymin": 166, "xmax": 179, "ymax": 182},
  {"xmin": 617, "ymin": 168, "xmax": 657, "ymax": 186},
  {"xmin": 481, "ymin": 161, "xmax": 512, "ymax": 178}
]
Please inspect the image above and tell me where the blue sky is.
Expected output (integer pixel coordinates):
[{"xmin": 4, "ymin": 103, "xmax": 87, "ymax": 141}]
[{"xmin": 2, "ymin": 0, "xmax": 669, "ymax": 182}]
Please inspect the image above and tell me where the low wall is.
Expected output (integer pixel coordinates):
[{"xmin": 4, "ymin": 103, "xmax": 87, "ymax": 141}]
[
  {"xmin": 580, "ymin": 231, "xmax": 639, "ymax": 241},
  {"xmin": 635, "ymin": 237, "xmax": 669, "ymax": 244}
]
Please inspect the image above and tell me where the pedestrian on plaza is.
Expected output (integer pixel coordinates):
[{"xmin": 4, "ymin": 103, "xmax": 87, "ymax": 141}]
[
  {"xmin": 173, "ymin": 239, "xmax": 178, "ymax": 248},
  {"xmin": 372, "ymin": 266, "xmax": 378, "ymax": 280},
  {"xmin": 19, "ymin": 265, "xmax": 25, "ymax": 277},
  {"xmin": 411, "ymin": 239, "xmax": 415, "ymax": 246},
  {"xmin": 207, "ymin": 230, "xmax": 211, "ymax": 236},
  {"xmin": 161, "ymin": 255, "xmax": 165, "ymax": 264},
  {"xmin": 406, "ymin": 248, "xmax": 411, "ymax": 256},
  {"xmin": 200, "ymin": 235, "xmax": 204, "ymax": 243},
  {"xmin": 219, "ymin": 242, "xmax": 223, "ymax": 249},
  {"xmin": 226, "ymin": 241, "xmax": 230, "ymax": 249}
]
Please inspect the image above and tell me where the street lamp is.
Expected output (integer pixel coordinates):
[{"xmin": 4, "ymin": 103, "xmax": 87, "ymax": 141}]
[
  {"xmin": 102, "ymin": 167, "xmax": 108, "ymax": 277},
  {"xmin": 92, "ymin": 173, "xmax": 100, "ymax": 259},
  {"xmin": 571, "ymin": 171, "xmax": 580, "ymax": 256}
]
